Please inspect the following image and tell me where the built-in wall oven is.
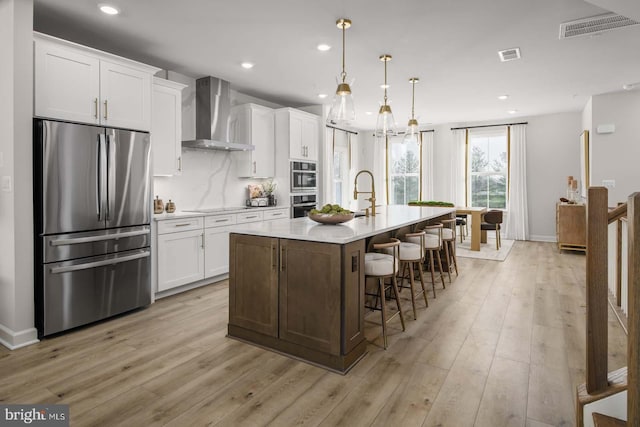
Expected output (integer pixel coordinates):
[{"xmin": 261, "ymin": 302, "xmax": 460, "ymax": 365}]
[
  {"xmin": 291, "ymin": 194, "xmax": 317, "ymax": 218},
  {"xmin": 291, "ymin": 161, "xmax": 317, "ymax": 192}
]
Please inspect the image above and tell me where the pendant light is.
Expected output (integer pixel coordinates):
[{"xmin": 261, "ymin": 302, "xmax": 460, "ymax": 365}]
[
  {"xmin": 326, "ymin": 18, "xmax": 355, "ymax": 125},
  {"xmin": 403, "ymin": 77, "xmax": 420, "ymax": 145},
  {"xmin": 375, "ymin": 54, "xmax": 396, "ymax": 137}
]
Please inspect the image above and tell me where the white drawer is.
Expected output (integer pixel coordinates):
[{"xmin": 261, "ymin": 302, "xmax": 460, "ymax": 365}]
[
  {"xmin": 157, "ymin": 217, "xmax": 203, "ymax": 234},
  {"xmin": 264, "ymin": 209, "xmax": 289, "ymax": 221},
  {"xmin": 236, "ymin": 211, "xmax": 264, "ymax": 223},
  {"xmin": 205, "ymin": 214, "xmax": 237, "ymax": 228}
]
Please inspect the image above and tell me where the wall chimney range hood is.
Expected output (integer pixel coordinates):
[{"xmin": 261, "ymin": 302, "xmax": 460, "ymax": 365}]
[{"xmin": 182, "ymin": 76, "xmax": 255, "ymax": 151}]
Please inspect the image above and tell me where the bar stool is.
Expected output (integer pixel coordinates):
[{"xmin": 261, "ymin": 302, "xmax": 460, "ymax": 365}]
[
  {"xmin": 409, "ymin": 224, "xmax": 446, "ymax": 297},
  {"xmin": 440, "ymin": 218, "xmax": 459, "ymax": 278},
  {"xmin": 364, "ymin": 238, "xmax": 406, "ymax": 349},
  {"xmin": 384, "ymin": 231, "xmax": 428, "ymax": 320}
]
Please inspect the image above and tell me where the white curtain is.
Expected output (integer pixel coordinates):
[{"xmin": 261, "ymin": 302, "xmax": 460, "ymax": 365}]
[
  {"xmin": 505, "ymin": 124, "xmax": 529, "ymax": 240},
  {"xmin": 347, "ymin": 132, "xmax": 359, "ymax": 211},
  {"xmin": 450, "ymin": 129, "xmax": 466, "ymax": 206},
  {"xmin": 322, "ymin": 127, "xmax": 335, "ymax": 206},
  {"xmin": 373, "ymin": 134, "xmax": 387, "ymax": 205},
  {"xmin": 421, "ymin": 131, "xmax": 434, "ymax": 200}
]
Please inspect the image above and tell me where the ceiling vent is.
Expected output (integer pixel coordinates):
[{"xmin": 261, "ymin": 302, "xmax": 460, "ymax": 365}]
[
  {"xmin": 498, "ymin": 47, "xmax": 521, "ymax": 62},
  {"xmin": 559, "ymin": 12, "xmax": 639, "ymax": 39}
]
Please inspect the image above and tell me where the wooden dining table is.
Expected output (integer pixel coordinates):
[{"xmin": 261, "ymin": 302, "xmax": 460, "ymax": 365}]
[{"xmin": 456, "ymin": 207, "xmax": 487, "ymax": 251}]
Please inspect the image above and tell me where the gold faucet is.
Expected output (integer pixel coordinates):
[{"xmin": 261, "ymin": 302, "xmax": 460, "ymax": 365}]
[{"xmin": 354, "ymin": 169, "xmax": 376, "ymax": 216}]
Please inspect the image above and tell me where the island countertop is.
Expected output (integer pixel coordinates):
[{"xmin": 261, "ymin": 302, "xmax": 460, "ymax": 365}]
[{"xmin": 227, "ymin": 204, "xmax": 456, "ymax": 244}]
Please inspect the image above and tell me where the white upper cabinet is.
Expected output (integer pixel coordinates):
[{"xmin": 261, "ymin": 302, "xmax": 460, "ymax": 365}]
[
  {"xmin": 152, "ymin": 77, "xmax": 186, "ymax": 176},
  {"xmin": 275, "ymin": 108, "xmax": 319, "ymax": 161},
  {"xmin": 34, "ymin": 32, "xmax": 159, "ymax": 131},
  {"xmin": 232, "ymin": 103, "xmax": 275, "ymax": 178}
]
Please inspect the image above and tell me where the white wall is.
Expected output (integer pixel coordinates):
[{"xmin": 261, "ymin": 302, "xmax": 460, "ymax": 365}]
[
  {"xmin": 590, "ymin": 90, "xmax": 640, "ymax": 205},
  {"xmin": 0, "ymin": 0, "xmax": 38, "ymax": 349}
]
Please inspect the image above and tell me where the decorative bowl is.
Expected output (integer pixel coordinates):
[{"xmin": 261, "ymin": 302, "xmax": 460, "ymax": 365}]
[{"xmin": 308, "ymin": 212, "xmax": 355, "ymax": 225}]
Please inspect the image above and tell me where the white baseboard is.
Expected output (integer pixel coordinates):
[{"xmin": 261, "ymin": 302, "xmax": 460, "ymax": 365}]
[
  {"xmin": 155, "ymin": 274, "xmax": 228, "ymax": 299},
  {"xmin": 0, "ymin": 323, "xmax": 39, "ymax": 350},
  {"xmin": 529, "ymin": 234, "xmax": 556, "ymax": 242}
]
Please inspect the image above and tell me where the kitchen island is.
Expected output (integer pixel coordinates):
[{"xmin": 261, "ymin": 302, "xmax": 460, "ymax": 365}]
[{"xmin": 227, "ymin": 205, "xmax": 455, "ymax": 373}]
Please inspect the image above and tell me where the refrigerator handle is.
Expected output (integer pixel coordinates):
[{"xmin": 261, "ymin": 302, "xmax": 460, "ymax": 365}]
[
  {"xmin": 106, "ymin": 133, "xmax": 116, "ymax": 221},
  {"xmin": 97, "ymin": 134, "xmax": 107, "ymax": 220}
]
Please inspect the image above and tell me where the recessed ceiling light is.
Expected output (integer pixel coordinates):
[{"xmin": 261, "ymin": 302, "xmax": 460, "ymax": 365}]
[
  {"xmin": 508, "ymin": 109, "xmax": 518, "ymax": 114},
  {"xmin": 318, "ymin": 93, "xmax": 328, "ymax": 99},
  {"xmin": 498, "ymin": 95, "xmax": 509, "ymax": 100},
  {"xmin": 241, "ymin": 62, "xmax": 254, "ymax": 69},
  {"xmin": 365, "ymin": 111, "xmax": 373, "ymax": 115},
  {"xmin": 99, "ymin": 4, "xmax": 120, "ymax": 15},
  {"xmin": 317, "ymin": 44, "xmax": 331, "ymax": 51}
]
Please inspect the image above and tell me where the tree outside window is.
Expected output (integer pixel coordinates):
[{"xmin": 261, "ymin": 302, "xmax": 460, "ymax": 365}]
[
  {"xmin": 468, "ymin": 131, "xmax": 507, "ymax": 209},
  {"xmin": 388, "ymin": 138, "xmax": 420, "ymax": 205}
]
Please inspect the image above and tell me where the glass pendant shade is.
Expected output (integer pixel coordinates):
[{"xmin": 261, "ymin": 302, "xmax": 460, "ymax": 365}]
[
  {"xmin": 403, "ymin": 77, "xmax": 420, "ymax": 144},
  {"xmin": 327, "ymin": 78, "xmax": 355, "ymax": 124},
  {"xmin": 376, "ymin": 104, "xmax": 396, "ymax": 137},
  {"xmin": 375, "ymin": 54, "xmax": 396, "ymax": 137},
  {"xmin": 326, "ymin": 18, "xmax": 355, "ymax": 125},
  {"xmin": 403, "ymin": 118, "xmax": 420, "ymax": 144}
]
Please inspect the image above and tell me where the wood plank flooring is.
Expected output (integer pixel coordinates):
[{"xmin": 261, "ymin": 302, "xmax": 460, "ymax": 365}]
[{"xmin": 0, "ymin": 241, "xmax": 628, "ymax": 426}]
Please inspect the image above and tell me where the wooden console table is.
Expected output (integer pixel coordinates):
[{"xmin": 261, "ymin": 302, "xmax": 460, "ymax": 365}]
[{"xmin": 456, "ymin": 207, "xmax": 487, "ymax": 251}]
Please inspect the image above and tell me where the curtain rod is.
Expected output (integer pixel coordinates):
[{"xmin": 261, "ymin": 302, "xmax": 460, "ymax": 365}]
[
  {"xmin": 450, "ymin": 121, "xmax": 528, "ymax": 131},
  {"xmin": 419, "ymin": 129, "xmax": 435, "ymax": 133},
  {"xmin": 368, "ymin": 129, "xmax": 436, "ymax": 137},
  {"xmin": 325, "ymin": 124, "xmax": 358, "ymax": 135}
]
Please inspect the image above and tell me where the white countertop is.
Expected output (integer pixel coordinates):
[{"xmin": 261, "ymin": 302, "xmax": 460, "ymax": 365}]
[
  {"xmin": 154, "ymin": 205, "xmax": 290, "ymax": 221},
  {"xmin": 228, "ymin": 205, "xmax": 455, "ymax": 244}
]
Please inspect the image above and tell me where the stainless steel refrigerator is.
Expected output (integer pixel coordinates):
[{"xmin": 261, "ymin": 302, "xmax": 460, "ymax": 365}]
[{"xmin": 34, "ymin": 119, "xmax": 152, "ymax": 337}]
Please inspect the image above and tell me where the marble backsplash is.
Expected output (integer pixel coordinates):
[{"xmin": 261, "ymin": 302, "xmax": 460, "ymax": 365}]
[{"xmin": 153, "ymin": 148, "xmax": 258, "ymax": 210}]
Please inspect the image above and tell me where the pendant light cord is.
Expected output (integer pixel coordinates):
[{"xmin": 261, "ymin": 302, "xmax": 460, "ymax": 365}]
[
  {"xmin": 411, "ymin": 79, "xmax": 415, "ymax": 119},
  {"xmin": 341, "ymin": 23, "xmax": 346, "ymax": 83},
  {"xmin": 383, "ymin": 59, "xmax": 388, "ymax": 106}
]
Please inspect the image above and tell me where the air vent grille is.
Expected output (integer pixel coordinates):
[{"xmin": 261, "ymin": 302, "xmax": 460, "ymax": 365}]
[
  {"xmin": 498, "ymin": 48, "xmax": 521, "ymax": 62},
  {"xmin": 560, "ymin": 12, "xmax": 639, "ymax": 39}
]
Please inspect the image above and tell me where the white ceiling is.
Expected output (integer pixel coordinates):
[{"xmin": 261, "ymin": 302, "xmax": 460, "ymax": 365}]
[{"xmin": 33, "ymin": 0, "xmax": 640, "ymax": 131}]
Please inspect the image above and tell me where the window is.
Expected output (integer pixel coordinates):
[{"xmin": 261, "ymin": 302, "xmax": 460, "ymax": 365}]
[
  {"xmin": 388, "ymin": 137, "xmax": 420, "ymax": 204},
  {"xmin": 467, "ymin": 129, "xmax": 508, "ymax": 209},
  {"xmin": 333, "ymin": 146, "xmax": 349, "ymax": 207}
]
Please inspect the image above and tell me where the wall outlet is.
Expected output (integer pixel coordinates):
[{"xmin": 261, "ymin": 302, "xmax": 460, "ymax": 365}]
[{"xmin": 602, "ymin": 179, "xmax": 615, "ymax": 189}]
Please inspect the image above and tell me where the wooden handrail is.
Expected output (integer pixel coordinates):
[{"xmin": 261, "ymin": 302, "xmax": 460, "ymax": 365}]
[
  {"xmin": 608, "ymin": 203, "xmax": 627, "ymax": 224},
  {"xmin": 586, "ymin": 187, "xmax": 609, "ymax": 393},
  {"xmin": 628, "ymin": 192, "xmax": 639, "ymax": 424}
]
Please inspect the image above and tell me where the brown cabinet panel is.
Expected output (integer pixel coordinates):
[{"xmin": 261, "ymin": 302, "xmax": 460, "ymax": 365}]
[
  {"xmin": 556, "ymin": 203, "xmax": 586, "ymax": 252},
  {"xmin": 229, "ymin": 234, "xmax": 279, "ymax": 337},
  {"xmin": 342, "ymin": 240, "xmax": 365, "ymax": 354},
  {"xmin": 279, "ymin": 239, "xmax": 342, "ymax": 355}
]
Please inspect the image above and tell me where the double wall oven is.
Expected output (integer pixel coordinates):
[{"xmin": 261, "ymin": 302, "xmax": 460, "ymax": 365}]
[{"xmin": 290, "ymin": 161, "xmax": 317, "ymax": 218}]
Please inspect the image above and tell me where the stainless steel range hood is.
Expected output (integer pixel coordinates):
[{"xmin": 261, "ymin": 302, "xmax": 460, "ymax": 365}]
[{"xmin": 182, "ymin": 76, "xmax": 255, "ymax": 151}]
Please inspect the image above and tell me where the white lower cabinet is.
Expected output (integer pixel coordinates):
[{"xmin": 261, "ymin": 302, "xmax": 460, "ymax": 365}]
[
  {"xmin": 204, "ymin": 214, "xmax": 237, "ymax": 278},
  {"xmin": 157, "ymin": 218, "xmax": 204, "ymax": 292},
  {"xmin": 156, "ymin": 210, "xmax": 280, "ymax": 294}
]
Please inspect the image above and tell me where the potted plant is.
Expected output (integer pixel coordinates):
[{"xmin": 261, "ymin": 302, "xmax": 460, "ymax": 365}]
[{"xmin": 262, "ymin": 179, "xmax": 277, "ymax": 206}]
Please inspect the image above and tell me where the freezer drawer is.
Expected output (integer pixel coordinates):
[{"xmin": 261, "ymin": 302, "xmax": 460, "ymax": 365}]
[
  {"xmin": 43, "ymin": 225, "xmax": 150, "ymax": 263},
  {"xmin": 40, "ymin": 248, "xmax": 151, "ymax": 337}
]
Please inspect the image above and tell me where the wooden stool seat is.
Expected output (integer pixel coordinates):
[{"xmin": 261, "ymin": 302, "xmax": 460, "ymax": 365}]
[
  {"xmin": 383, "ymin": 235, "xmax": 429, "ymax": 320},
  {"xmin": 364, "ymin": 238, "xmax": 406, "ymax": 349},
  {"xmin": 410, "ymin": 224, "xmax": 446, "ymax": 296}
]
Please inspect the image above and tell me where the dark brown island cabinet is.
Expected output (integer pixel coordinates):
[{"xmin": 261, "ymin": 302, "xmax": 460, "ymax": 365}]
[{"xmin": 226, "ymin": 205, "xmax": 455, "ymax": 373}]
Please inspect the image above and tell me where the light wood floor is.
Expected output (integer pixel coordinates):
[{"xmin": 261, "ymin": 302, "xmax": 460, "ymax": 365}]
[{"xmin": 0, "ymin": 241, "xmax": 627, "ymax": 426}]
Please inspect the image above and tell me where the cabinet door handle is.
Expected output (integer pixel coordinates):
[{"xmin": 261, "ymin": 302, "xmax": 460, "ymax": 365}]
[
  {"xmin": 245, "ymin": 215, "xmax": 258, "ymax": 219},
  {"xmin": 94, "ymin": 98, "xmax": 98, "ymax": 119},
  {"xmin": 214, "ymin": 219, "xmax": 229, "ymax": 223},
  {"xmin": 271, "ymin": 243, "xmax": 277, "ymax": 270},
  {"xmin": 352, "ymin": 254, "xmax": 359, "ymax": 272},
  {"xmin": 253, "ymin": 161, "xmax": 256, "ymax": 174},
  {"xmin": 174, "ymin": 223, "xmax": 192, "ymax": 227},
  {"xmin": 103, "ymin": 100, "xmax": 108, "ymax": 120},
  {"xmin": 201, "ymin": 233, "xmax": 205, "ymax": 249},
  {"xmin": 178, "ymin": 156, "xmax": 182, "ymax": 172},
  {"xmin": 280, "ymin": 246, "xmax": 286, "ymax": 271}
]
